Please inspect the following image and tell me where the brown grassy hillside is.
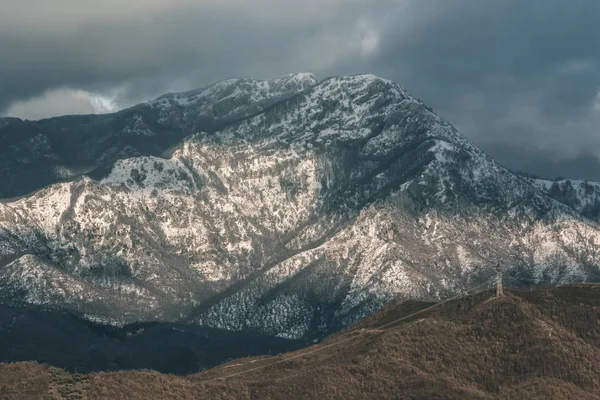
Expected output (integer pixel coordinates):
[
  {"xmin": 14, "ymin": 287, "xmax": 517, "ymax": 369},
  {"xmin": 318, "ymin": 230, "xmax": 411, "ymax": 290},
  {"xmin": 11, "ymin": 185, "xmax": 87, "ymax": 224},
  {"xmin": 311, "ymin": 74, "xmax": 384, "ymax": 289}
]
[{"xmin": 2, "ymin": 284, "xmax": 599, "ymax": 399}]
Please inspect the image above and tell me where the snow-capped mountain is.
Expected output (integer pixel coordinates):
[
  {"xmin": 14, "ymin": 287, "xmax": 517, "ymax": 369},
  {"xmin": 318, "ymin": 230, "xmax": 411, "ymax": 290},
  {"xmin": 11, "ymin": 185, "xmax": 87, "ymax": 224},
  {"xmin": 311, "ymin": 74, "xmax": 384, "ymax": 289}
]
[{"xmin": 1, "ymin": 73, "xmax": 599, "ymax": 339}]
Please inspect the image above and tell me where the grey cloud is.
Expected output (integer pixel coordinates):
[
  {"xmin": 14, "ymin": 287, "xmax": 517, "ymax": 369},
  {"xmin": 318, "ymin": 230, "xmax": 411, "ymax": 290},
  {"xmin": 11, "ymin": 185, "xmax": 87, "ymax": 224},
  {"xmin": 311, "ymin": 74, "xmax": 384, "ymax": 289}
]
[
  {"xmin": 1, "ymin": 0, "xmax": 600, "ymax": 180},
  {"xmin": 5, "ymin": 89, "xmax": 96, "ymax": 120}
]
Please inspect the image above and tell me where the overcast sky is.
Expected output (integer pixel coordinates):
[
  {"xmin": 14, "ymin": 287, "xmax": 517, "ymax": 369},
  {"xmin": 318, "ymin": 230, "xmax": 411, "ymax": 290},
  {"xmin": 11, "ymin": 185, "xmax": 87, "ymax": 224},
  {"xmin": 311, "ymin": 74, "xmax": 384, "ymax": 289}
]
[{"xmin": 1, "ymin": 0, "xmax": 600, "ymax": 180}]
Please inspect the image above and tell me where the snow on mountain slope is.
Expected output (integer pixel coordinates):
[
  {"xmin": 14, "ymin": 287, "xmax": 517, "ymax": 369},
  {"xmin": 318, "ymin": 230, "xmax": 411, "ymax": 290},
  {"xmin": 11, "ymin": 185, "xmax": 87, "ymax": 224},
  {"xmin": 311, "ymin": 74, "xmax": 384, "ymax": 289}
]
[
  {"xmin": 0, "ymin": 73, "xmax": 599, "ymax": 339},
  {"xmin": 530, "ymin": 178, "xmax": 600, "ymax": 223}
]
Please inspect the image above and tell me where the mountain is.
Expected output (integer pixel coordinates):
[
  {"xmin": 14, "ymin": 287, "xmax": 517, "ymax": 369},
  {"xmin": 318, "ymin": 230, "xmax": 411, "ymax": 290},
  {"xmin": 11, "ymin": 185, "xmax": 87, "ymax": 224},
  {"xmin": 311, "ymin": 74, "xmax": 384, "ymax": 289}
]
[
  {"xmin": 0, "ymin": 73, "xmax": 600, "ymax": 340},
  {"xmin": 3, "ymin": 284, "xmax": 600, "ymax": 399}
]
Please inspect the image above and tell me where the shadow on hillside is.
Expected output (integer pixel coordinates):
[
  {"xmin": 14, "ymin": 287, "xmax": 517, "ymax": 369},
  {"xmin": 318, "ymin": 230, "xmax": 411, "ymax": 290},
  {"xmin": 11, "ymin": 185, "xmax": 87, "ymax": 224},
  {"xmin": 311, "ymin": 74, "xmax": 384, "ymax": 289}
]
[{"xmin": 0, "ymin": 303, "xmax": 305, "ymax": 375}]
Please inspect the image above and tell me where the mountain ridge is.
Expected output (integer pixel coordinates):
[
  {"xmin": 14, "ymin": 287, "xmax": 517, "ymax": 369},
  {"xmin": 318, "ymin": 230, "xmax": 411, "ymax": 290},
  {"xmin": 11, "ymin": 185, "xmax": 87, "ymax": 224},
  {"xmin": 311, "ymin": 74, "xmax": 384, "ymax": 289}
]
[{"xmin": 0, "ymin": 73, "xmax": 320, "ymax": 199}]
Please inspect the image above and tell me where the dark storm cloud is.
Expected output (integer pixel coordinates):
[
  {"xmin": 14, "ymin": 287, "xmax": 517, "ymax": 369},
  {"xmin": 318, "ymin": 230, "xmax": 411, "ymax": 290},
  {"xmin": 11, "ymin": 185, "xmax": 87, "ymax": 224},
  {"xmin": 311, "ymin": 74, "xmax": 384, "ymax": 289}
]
[
  {"xmin": 0, "ymin": 0, "xmax": 376, "ymax": 113},
  {"xmin": 1, "ymin": 0, "xmax": 600, "ymax": 179},
  {"xmin": 363, "ymin": 0, "xmax": 600, "ymax": 155},
  {"xmin": 0, "ymin": 5, "xmax": 303, "ymax": 110}
]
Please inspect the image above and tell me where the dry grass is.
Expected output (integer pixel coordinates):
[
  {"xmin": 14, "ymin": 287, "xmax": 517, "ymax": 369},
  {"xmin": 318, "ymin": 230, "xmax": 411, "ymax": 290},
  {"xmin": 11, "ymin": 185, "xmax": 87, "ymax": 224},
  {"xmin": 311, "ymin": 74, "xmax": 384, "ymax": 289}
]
[
  {"xmin": 2, "ymin": 285, "xmax": 600, "ymax": 399},
  {"xmin": 0, "ymin": 362, "xmax": 50, "ymax": 400}
]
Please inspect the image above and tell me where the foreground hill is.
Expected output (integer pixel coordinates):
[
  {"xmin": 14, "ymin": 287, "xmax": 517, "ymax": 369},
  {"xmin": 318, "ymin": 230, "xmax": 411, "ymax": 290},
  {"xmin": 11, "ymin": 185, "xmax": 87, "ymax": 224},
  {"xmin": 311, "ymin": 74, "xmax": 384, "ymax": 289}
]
[
  {"xmin": 2, "ymin": 284, "xmax": 599, "ymax": 399},
  {"xmin": 1, "ymin": 73, "xmax": 600, "ymax": 340}
]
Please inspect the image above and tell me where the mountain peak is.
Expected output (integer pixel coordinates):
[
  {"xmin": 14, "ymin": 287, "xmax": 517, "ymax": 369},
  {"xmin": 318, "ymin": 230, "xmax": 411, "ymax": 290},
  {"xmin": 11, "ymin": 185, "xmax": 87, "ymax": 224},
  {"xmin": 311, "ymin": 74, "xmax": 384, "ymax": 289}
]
[{"xmin": 278, "ymin": 72, "xmax": 319, "ymax": 86}]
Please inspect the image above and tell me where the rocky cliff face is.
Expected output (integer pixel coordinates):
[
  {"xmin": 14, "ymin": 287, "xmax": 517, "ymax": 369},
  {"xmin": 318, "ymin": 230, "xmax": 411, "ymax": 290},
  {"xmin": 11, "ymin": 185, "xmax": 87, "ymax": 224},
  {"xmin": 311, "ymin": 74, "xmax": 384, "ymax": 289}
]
[
  {"xmin": 1, "ymin": 73, "xmax": 599, "ymax": 339},
  {"xmin": 529, "ymin": 178, "xmax": 600, "ymax": 223}
]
